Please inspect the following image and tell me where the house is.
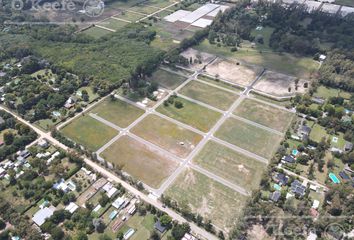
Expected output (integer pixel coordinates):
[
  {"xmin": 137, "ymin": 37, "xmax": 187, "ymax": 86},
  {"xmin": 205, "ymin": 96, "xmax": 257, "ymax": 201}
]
[
  {"xmin": 275, "ymin": 173, "xmax": 289, "ymax": 186},
  {"xmin": 307, "ymin": 231, "xmax": 318, "ymax": 240},
  {"xmin": 312, "ymin": 200, "xmax": 320, "ymax": 209},
  {"xmin": 299, "ymin": 125, "xmax": 311, "ymax": 139},
  {"xmin": 182, "ymin": 233, "xmax": 198, "ymax": 240},
  {"xmin": 309, "ymin": 208, "xmax": 319, "ymax": 218},
  {"xmin": 282, "ymin": 155, "xmax": 295, "ymax": 164},
  {"xmin": 112, "ymin": 197, "xmax": 125, "ymax": 209},
  {"xmin": 290, "ymin": 180, "xmax": 306, "ymax": 197},
  {"xmin": 311, "ymin": 97, "xmax": 325, "ymax": 105},
  {"xmin": 270, "ymin": 191, "xmax": 281, "ymax": 202},
  {"xmin": 64, "ymin": 96, "xmax": 78, "ymax": 109},
  {"xmin": 38, "ymin": 139, "xmax": 49, "ymax": 148},
  {"xmin": 65, "ymin": 202, "xmax": 79, "ymax": 214},
  {"xmin": 344, "ymin": 142, "xmax": 353, "ymax": 152},
  {"xmin": 32, "ymin": 207, "xmax": 55, "ymax": 226},
  {"xmin": 339, "ymin": 171, "xmax": 350, "ymax": 181},
  {"xmin": 17, "ymin": 150, "xmax": 30, "ymax": 159},
  {"xmin": 154, "ymin": 220, "xmax": 166, "ymax": 233},
  {"xmin": 102, "ymin": 182, "xmax": 118, "ymax": 198},
  {"xmin": 319, "ymin": 54, "xmax": 326, "ymax": 61}
]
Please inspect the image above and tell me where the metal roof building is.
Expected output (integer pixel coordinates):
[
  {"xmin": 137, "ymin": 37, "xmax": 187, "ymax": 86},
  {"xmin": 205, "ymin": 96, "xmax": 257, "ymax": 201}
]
[
  {"xmin": 32, "ymin": 207, "xmax": 54, "ymax": 226},
  {"xmin": 179, "ymin": 3, "xmax": 220, "ymax": 23},
  {"xmin": 164, "ymin": 10, "xmax": 192, "ymax": 22}
]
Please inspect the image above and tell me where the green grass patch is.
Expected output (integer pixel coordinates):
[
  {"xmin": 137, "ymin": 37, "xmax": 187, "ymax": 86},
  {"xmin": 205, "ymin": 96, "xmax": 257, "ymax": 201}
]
[
  {"xmin": 131, "ymin": 114, "xmax": 203, "ymax": 158},
  {"xmin": 233, "ymin": 98, "xmax": 295, "ymax": 132},
  {"xmin": 313, "ymin": 86, "xmax": 340, "ymax": 99},
  {"xmin": 309, "ymin": 124, "xmax": 328, "ymax": 143},
  {"xmin": 197, "ymin": 75, "xmax": 243, "ymax": 92},
  {"xmin": 61, "ymin": 115, "xmax": 118, "ymax": 151},
  {"xmin": 250, "ymin": 26, "xmax": 275, "ymax": 51},
  {"xmin": 215, "ymin": 117, "xmax": 283, "ymax": 159},
  {"xmin": 117, "ymin": 11, "xmax": 143, "ymax": 22},
  {"xmin": 97, "ymin": 18, "xmax": 128, "ymax": 30},
  {"xmin": 157, "ymin": 96, "xmax": 222, "ymax": 132},
  {"xmin": 90, "ymin": 98, "xmax": 144, "ymax": 128},
  {"xmin": 148, "ymin": 69, "xmax": 187, "ymax": 89},
  {"xmin": 83, "ymin": 27, "xmax": 111, "ymax": 38},
  {"xmin": 101, "ymin": 135, "xmax": 178, "ymax": 188},
  {"xmin": 166, "ymin": 169, "xmax": 248, "ymax": 231},
  {"xmin": 249, "ymin": 92, "xmax": 291, "ymax": 107},
  {"xmin": 193, "ymin": 141, "xmax": 267, "ymax": 190},
  {"xmin": 179, "ymin": 80, "xmax": 239, "ymax": 110}
]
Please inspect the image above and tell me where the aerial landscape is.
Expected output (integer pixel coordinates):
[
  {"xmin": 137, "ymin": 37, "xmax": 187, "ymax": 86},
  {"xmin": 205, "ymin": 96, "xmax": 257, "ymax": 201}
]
[{"xmin": 0, "ymin": 0, "xmax": 353, "ymax": 239}]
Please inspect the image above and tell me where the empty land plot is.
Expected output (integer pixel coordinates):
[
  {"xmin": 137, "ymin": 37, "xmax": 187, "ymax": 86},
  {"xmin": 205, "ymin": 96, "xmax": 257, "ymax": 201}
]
[
  {"xmin": 83, "ymin": 26, "xmax": 111, "ymax": 38},
  {"xmin": 157, "ymin": 96, "xmax": 222, "ymax": 132},
  {"xmin": 180, "ymin": 48, "xmax": 215, "ymax": 70},
  {"xmin": 215, "ymin": 118, "xmax": 283, "ymax": 159},
  {"xmin": 233, "ymin": 99, "xmax": 294, "ymax": 132},
  {"xmin": 193, "ymin": 141, "xmax": 267, "ymax": 190},
  {"xmin": 254, "ymin": 71, "xmax": 309, "ymax": 97},
  {"xmin": 198, "ymin": 75, "xmax": 243, "ymax": 92},
  {"xmin": 179, "ymin": 80, "xmax": 239, "ymax": 110},
  {"xmin": 101, "ymin": 135, "xmax": 178, "ymax": 188},
  {"xmin": 148, "ymin": 69, "xmax": 187, "ymax": 90},
  {"xmin": 166, "ymin": 168, "xmax": 248, "ymax": 232},
  {"xmin": 131, "ymin": 114, "xmax": 203, "ymax": 158},
  {"xmin": 116, "ymin": 11, "xmax": 142, "ymax": 22},
  {"xmin": 97, "ymin": 18, "xmax": 128, "ymax": 30},
  {"xmin": 205, "ymin": 59, "xmax": 262, "ymax": 86},
  {"xmin": 129, "ymin": 5, "xmax": 157, "ymax": 15},
  {"xmin": 61, "ymin": 115, "xmax": 118, "ymax": 151},
  {"xmin": 90, "ymin": 98, "xmax": 144, "ymax": 128},
  {"xmin": 145, "ymin": 0, "xmax": 176, "ymax": 8}
]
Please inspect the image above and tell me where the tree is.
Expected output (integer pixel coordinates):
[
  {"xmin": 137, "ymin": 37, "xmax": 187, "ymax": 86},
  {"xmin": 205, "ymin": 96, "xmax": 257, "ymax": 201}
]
[
  {"xmin": 3, "ymin": 132, "xmax": 14, "ymax": 145},
  {"xmin": 160, "ymin": 214, "xmax": 172, "ymax": 227},
  {"xmin": 99, "ymin": 194, "xmax": 110, "ymax": 207}
]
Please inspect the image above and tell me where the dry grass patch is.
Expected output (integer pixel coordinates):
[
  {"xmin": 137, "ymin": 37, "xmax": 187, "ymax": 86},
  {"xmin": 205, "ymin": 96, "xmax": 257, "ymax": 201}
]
[
  {"xmin": 233, "ymin": 98, "xmax": 294, "ymax": 132},
  {"xmin": 131, "ymin": 114, "xmax": 203, "ymax": 158},
  {"xmin": 166, "ymin": 168, "xmax": 248, "ymax": 232},
  {"xmin": 101, "ymin": 135, "xmax": 178, "ymax": 188}
]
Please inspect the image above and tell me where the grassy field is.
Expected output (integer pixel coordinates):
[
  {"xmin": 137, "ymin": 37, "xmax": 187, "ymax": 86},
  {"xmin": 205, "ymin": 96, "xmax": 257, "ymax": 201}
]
[
  {"xmin": 61, "ymin": 115, "xmax": 118, "ymax": 151},
  {"xmin": 179, "ymin": 80, "xmax": 239, "ymax": 110},
  {"xmin": 131, "ymin": 114, "xmax": 203, "ymax": 158},
  {"xmin": 90, "ymin": 98, "xmax": 144, "ymax": 128},
  {"xmin": 166, "ymin": 169, "xmax": 248, "ymax": 232},
  {"xmin": 215, "ymin": 117, "xmax": 283, "ymax": 159},
  {"xmin": 198, "ymin": 75, "xmax": 243, "ymax": 92},
  {"xmin": 194, "ymin": 40, "xmax": 319, "ymax": 79},
  {"xmin": 101, "ymin": 135, "xmax": 178, "ymax": 188},
  {"xmin": 233, "ymin": 99, "xmax": 295, "ymax": 132},
  {"xmin": 249, "ymin": 93, "xmax": 291, "ymax": 107},
  {"xmin": 157, "ymin": 96, "xmax": 222, "ymax": 132},
  {"xmin": 97, "ymin": 18, "xmax": 128, "ymax": 30},
  {"xmin": 83, "ymin": 27, "xmax": 111, "ymax": 38},
  {"xmin": 124, "ymin": 214, "xmax": 155, "ymax": 240},
  {"xmin": 313, "ymin": 86, "xmax": 340, "ymax": 99},
  {"xmin": 117, "ymin": 11, "xmax": 143, "ymax": 22},
  {"xmin": 250, "ymin": 27, "xmax": 274, "ymax": 51},
  {"xmin": 148, "ymin": 69, "xmax": 187, "ymax": 89},
  {"xmin": 193, "ymin": 141, "xmax": 267, "ymax": 190},
  {"xmin": 309, "ymin": 124, "xmax": 328, "ymax": 143}
]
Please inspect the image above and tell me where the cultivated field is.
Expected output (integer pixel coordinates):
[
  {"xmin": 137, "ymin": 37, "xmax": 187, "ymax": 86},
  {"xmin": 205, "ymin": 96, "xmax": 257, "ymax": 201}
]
[
  {"xmin": 166, "ymin": 168, "xmax": 248, "ymax": 232},
  {"xmin": 233, "ymin": 99, "xmax": 295, "ymax": 132},
  {"xmin": 180, "ymin": 48, "xmax": 215, "ymax": 70},
  {"xmin": 215, "ymin": 117, "xmax": 283, "ymax": 159},
  {"xmin": 179, "ymin": 80, "xmax": 239, "ymax": 110},
  {"xmin": 90, "ymin": 98, "xmax": 144, "ymax": 128},
  {"xmin": 193, "ymin": 141, "xmax": 267, "ymax": 190},
  {"xmin": 61, "ymin": 115, "xmax": 118, "ymax": 151},
  {"xmin": 157, "ymin": 96, "xmax": 222, "ymax": 132},
  {"xmin": 148, "ymin": 69, "xmax": 187, "ymax": 90},
  {"xmin": 253, "ymin": 70, "xmax": 309, "ymax": 97},
  {"xmin": 205, "ymin": 58, "xmax": 263, "ymax": 86},
  {"xmin": 101, "ymin": 136, "xmax": 178, "ymax": 188},
  {"xmin": 131, "ymin": 114, "xmax": 203, "ymax": 158}
]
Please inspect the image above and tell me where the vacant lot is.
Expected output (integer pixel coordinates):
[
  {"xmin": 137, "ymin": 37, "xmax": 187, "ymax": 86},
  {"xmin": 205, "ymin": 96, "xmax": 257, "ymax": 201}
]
[
  {"xmin": 215, "ymin": 117, "xmax": 283, "ymax": 159},
  {"xmin": 61, "ymin": 115, "xmax": 118, "ymax": 151},
  {"xmin": 197, "ymin": 75, "xmax": 243, "ymax": 92},
  {"xmin": 166, "ymin": 169, "xmax": 248, "ymax": 232},
  {"xmin": 83, "ymin": 26, "xmax": 111, "ymax": 38},
  {"xmin": 148, "ymin": 69, "xmax": 187, "ymax": 90},
  {"xmin": 233, "ymin": 99, "xmax": 294, "ymax": 132},
  {"xmin": 116, "ymin": 11, "xmax": 143, "ymax": 22},
  {"xmin": 253, "ymin": 70, "xmax": 309, "ymax": 97},
  {"xmin": 193, "ymin": 141, "xmax": 267, "ymax": 190},
  {"xmin": 310, "ymin": 124, "xmax": 329, "ymax": 143},
  {"xmin": 180, "ymin": 48, "xmax": 215, "ymax": 70},
  {"xmin": 205, "ymin": 58, "xmax": 262, "ymax": 86},
  {"xmin": 90, "ymin": 98, "xmax": 144, "ymax": 128},
  {"xmin": 179, "ymin": 80, "xmax": 239, "ymax": 110},
  {"xmin": 97, "ymin": 18, "xmax": 128, "ymax": 30},
  {"xmin": 101, "ymin": 136, "xmax": 178, "ymax": 188},
  {"xmin": 194, "ymin": 39, "xmax": 319, "ymax": 79},
  {"xmin": 157, "ymin": 96, "xmax": 222, "ymax": 132},
  {"xmin": 131, "ymin": 114, "xmax": 203, "ymax": 158}
]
